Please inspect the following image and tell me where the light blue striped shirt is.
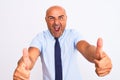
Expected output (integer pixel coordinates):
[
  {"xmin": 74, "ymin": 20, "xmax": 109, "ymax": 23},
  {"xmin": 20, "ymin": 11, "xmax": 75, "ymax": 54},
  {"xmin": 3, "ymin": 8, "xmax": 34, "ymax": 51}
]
[{"xmin": 30, "ymin": 29, "xmax": 83, "ymax": 80}]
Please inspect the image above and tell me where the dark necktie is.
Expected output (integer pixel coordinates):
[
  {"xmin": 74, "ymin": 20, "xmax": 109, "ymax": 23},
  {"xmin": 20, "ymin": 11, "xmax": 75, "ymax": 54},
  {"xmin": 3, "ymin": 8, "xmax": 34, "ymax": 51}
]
[{"xmin": 54, "ymin": 38, "xmax": 62, "ymax": 80}]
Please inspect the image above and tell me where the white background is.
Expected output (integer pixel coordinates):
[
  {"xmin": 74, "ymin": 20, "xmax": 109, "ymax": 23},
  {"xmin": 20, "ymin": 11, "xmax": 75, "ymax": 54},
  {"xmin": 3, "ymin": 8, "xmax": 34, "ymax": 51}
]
[{"xmin": 0, "ymin": 0, "xmax": 120, "ymax": 80}]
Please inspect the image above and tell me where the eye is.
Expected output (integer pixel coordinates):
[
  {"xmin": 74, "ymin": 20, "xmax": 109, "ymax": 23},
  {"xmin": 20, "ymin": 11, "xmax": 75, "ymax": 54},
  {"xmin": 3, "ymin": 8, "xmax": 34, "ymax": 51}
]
[
  {"xmin": 48, "ymin": 16, "xmax": 54, "ymax": 21},
  {"xmin": 59, "ymin": 16, "xmax": 64, "ymax": 20}
]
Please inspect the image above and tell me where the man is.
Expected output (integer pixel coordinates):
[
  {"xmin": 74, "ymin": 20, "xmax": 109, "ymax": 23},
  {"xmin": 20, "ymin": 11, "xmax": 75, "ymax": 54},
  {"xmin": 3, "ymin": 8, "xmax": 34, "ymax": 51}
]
[{"xmin": 13, "ymin": 5, "xmax": 112, "ymax": 80}]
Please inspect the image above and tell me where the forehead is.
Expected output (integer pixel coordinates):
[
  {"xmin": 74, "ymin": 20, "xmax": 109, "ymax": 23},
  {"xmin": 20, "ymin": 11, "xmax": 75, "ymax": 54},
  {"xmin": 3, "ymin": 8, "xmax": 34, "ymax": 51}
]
[{"xmin": 46, "ymin": 6, "xmax": 66, "ymax": 17}]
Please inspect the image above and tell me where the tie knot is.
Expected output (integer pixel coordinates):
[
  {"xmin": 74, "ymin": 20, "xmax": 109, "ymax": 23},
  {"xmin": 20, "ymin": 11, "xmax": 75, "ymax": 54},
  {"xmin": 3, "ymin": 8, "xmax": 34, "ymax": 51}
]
[{"xmin": 55, "ymin": 37, "xmax": 58, "ymax": 41}]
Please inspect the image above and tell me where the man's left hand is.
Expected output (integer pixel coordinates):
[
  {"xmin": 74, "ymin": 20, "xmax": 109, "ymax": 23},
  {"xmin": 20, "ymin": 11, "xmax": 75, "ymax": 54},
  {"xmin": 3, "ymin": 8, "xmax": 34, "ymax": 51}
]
[{"xmin": 94, "ymin": 38, "xmax": 112, "ymax": 77}]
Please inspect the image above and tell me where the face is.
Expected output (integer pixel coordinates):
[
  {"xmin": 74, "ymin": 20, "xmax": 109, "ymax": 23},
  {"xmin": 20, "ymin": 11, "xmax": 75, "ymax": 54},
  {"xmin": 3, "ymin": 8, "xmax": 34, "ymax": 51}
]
[{"xmin": 45, "ymin": 6, "xmax": 67, "ymax": 38}]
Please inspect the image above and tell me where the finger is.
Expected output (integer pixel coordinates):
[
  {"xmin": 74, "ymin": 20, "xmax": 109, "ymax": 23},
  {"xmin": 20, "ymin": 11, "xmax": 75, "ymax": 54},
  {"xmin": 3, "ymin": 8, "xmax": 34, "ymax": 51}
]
[
  {"xmin": 96, "ymin": 68, "xmax": 111, "ymax": 77},
  {"xmin": 22, "ymin": 48, "xmax": 29, "ymax": 70},
  {"xmin": 94, "ymin": 59, "xmax": 112, "ymax": 77},
  {"xmin": 97, "ymin": 71, "xmax": 110, "ymax": 77},
  {"xmin": 23, "ymin": 48, "xmax": 29, "ymax": 59},
  {"xmin": 96, "ymin": 68, "xmax": 111, "ymax": 74},
  {"xmin": 96, "ymin": 37, "xmax": 103, "ymax": 59},
  {"xmin": 14, "ymin": 74, "xmax": 29, "ymax": 80},
  {"xmin": 94, "ymin": 56, "xmax": 111, "ymax": 68},
  {"xmin": 14, "ymin": 66, "xmax": 30, "ymax": 79}
]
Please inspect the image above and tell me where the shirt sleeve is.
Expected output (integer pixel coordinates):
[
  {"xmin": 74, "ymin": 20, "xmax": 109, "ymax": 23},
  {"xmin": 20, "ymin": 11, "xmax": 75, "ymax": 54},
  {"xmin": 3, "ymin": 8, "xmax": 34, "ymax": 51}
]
[
  {"xmin": 73, "ymin": 30, "xmax": 83, "ymax": 46},
  {"xmin": 29, "ymin": 32, "xmax": 43, "ymax": 52}
]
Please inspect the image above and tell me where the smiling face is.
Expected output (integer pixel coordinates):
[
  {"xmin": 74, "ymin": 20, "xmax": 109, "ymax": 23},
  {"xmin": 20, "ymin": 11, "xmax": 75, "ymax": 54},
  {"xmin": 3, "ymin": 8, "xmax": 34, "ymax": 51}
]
[{"xmin": 45, "ymin": 6, "xmax": 67, "ymax": 38}]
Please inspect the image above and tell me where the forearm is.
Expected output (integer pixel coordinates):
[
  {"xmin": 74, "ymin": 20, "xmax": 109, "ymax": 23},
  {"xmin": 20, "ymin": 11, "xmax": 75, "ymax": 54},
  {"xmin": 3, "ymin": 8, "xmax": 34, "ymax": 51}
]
[
  {"xmin": 76, "ymin": 40, "xmax": 96, "ymax": 63},
  {"xmin": 85, "ymin": 45, "xmax": 96, "ymax": 62}
]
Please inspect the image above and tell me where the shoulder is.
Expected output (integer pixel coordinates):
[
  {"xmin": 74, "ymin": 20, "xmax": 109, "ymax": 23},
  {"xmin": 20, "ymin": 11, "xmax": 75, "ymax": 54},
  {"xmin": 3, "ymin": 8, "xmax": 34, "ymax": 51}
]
[
  {"xmin": 35, "ymin": 30, "xmax": 51, "ymax": 39},
  {"xmin": 29, "ymin": 30, "xmax": 51, "ymax": 51},
  {"xmin": 37, "ymin": 30, "xmax": 49, "ymax": 36},
  {"xmin": 65, "ymin": 29, "xmax": 81, "ymax": 36},
  {"xmin": 65, "ymin": 29, "xmax": 83, "ymax": 45}
]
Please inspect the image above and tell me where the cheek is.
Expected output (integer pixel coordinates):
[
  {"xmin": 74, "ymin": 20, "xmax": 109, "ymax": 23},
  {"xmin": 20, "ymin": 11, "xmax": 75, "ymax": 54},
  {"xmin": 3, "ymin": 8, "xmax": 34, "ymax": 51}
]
[
  {"xmin": 61, "ymin": 22, "xmax": 66, "ymax": 28},
  {"xmin": 47, "ymin": 22, "xmax": 53, "ymax": 28}
]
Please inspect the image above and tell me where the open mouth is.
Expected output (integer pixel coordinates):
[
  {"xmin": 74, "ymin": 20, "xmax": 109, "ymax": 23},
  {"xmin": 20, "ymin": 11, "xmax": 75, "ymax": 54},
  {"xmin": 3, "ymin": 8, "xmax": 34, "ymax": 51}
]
[{"xmin": 54, "ymin": 25, "xmax": 60, "ymax": 32}]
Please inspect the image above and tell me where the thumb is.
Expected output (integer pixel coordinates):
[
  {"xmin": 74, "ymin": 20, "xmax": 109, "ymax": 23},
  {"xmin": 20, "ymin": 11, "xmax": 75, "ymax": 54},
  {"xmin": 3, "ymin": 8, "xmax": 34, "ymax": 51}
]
[
  {"xmin": 22, "ymin": 48, "xmax": 30, "ymax": 70},
  {"xmin": 96, "ymin": 37, "xmax": 103, "ymax": 60}
]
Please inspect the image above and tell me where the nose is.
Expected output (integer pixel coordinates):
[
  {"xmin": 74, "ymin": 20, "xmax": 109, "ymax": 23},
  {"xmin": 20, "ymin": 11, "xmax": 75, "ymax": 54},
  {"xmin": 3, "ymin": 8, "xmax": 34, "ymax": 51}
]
[{"xmin": 54, "ymin": 19, "xmax": 60, "ymax": 25}]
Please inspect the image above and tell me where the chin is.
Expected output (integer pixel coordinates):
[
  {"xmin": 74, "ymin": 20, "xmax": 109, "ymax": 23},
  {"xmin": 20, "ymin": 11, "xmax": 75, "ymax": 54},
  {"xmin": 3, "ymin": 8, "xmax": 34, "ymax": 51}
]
[{"xmin": 52, "ymin": 31, "xmax": 63, "ymax": 38}]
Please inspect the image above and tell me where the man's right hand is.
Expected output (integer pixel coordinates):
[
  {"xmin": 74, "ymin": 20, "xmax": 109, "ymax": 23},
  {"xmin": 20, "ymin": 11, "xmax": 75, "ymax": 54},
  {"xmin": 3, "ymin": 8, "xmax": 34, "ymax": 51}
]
[{"xmin": 13, "ymin": 48, "xmax": 31, "ymax": 80}]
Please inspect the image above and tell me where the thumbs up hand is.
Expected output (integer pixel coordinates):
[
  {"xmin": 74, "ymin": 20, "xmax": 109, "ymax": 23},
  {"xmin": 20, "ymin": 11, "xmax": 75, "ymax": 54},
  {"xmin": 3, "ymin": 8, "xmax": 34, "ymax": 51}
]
[
  {"xmin": 94, "ymin": 38, "xmax": 112, "ymax": 77},
  {"xmin": 13, "ymin": 48, "xmax": 31, "ymax": 80}
]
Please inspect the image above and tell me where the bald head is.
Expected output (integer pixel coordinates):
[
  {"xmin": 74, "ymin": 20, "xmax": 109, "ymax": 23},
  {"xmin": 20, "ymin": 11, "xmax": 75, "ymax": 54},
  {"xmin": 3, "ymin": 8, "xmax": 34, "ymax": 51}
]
[{"xmin": 46, "ymin": 5, "xmax": 66, "ymax": 17}]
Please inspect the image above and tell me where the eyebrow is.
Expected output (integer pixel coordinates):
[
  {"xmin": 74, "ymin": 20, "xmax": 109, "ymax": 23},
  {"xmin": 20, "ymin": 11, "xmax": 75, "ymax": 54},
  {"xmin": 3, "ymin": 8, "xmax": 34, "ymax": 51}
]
[
  {"xmin": 59, "ymin": 15, "xmax": 64, "ymax": 18},
  {"xmin": 48, "ymin": 16, "xmax": 54, "ymax": 18},
  {"xmin": 48, "ymin": 15, "xmax": 65, "ymax": 18}
]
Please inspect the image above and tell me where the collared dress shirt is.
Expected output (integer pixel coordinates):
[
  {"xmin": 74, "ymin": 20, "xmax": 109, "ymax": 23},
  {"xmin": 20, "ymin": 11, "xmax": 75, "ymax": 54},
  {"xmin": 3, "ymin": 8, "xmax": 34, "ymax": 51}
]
[{"xmin": 30, "ymin": 29, "xmax": 83, "ymax": 80}]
